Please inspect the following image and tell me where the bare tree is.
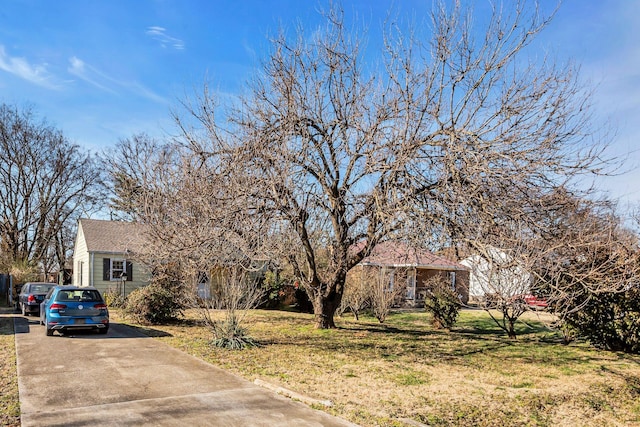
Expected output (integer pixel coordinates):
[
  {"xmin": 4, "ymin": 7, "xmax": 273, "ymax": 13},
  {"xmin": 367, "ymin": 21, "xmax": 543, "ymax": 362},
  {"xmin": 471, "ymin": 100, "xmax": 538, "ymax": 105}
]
[
  {"xmin": 462, "ymin": 238, "xmax": 536, "ymax": 339},
  {"xmin": 0, "ymin": 103, "xmax": 104, "ymax": 276},
  {"xmin": 108, "ymin": 136, "xmax": 273, "ymax": 346},
  {"xmin": 370, "ymin": 268, "xmax": 406, "ymax": 324},
  {"xmin": 340, "ymin": 268, "xmax": 372, "ymax": 320},
  {"xmin": 104, "ymin": 133, "xmax": 172, "ymax": 221},
  {"xmin": 457, "ymin": 187, "xmax": 640, "ymax": 340},
  {"xmin": 173, "ymin": 1, "xmax": 607, "ymax": 329},
  {"xmin": 531, "ymin": 194, "xmax": 640, "ymax": 337}
]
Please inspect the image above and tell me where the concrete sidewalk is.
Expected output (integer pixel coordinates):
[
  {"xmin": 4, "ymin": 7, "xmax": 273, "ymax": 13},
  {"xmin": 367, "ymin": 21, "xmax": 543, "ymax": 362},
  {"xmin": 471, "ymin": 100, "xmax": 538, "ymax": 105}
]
[{"xmin": 12, "ymin": 315, "xmax": 357, "ymax": 426}]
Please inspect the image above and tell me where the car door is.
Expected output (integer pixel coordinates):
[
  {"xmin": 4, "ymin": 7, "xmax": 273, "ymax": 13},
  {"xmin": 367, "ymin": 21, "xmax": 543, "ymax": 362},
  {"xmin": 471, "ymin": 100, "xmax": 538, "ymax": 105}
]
[{"xmin": 40, "ymin": 287, "xmax": 56, "ymax": 324}]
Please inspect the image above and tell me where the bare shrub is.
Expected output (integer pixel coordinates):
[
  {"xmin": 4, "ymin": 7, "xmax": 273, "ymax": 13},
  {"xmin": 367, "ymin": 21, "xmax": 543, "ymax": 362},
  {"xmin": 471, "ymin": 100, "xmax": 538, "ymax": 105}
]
[
  {"xmin": 103, "ymin": 286, "xmax": 126, "ymax": 308},
  {"xmin": 370, "ymin": 268, "xmax": 406, "ymax": 324},
  {"xmin": 340, "ymin": 268, "xmax": 372, "ymax": 320},
  {"xmin": 189, "ymin": 267, "xmax": 264, "ymax": 349}
]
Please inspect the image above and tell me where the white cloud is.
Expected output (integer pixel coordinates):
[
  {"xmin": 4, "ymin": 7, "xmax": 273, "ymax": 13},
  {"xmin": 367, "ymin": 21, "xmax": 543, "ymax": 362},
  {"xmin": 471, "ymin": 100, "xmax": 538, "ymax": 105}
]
[
  {"xmin": 146, "ymin": 26, "xmax": 185, "ymax": 50},
  {"xmin": 243, "ymin": 40, "xmax": 257, "ymax": 61},
  {"xmin": 126, "ymin": 81, "xmax": 168, "ymax": 104},
  {"xmin": 68, "ymin": 56, "xmax": 85, "ymax": 74},
  {"xmin": 67, "ymin": 56, "xmax": 116, "ymax": 93},
  {"xmin": 0, "ymin": 45, "xmax": 58, "ymax": 89},
  {"xmin": 147, "ymin": 26, "xmax": 165, "ymax": 34},
  {"xmin": 67, "ymin": 56, "xmax": 168, "ymax": 104}
]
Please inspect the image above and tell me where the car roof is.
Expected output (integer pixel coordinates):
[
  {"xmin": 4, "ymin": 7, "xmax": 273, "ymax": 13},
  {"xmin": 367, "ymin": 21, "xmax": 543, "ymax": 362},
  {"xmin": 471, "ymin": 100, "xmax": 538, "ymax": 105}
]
[
  {"xmin": 53, "ymin": 286, "xmax": 100, "ymax": 291},
  {"xmin": 24, "ymin": 282, "xmax": 57, "ymax": 285}
]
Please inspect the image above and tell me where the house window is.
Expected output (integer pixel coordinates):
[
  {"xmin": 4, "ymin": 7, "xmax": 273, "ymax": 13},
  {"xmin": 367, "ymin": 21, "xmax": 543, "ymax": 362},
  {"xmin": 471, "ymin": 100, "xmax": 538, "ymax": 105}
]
[
  {"xmin": 102, "ymin": 258, "xmax": 133, "ymax": 282},
  {"xmin": 197, "ymin": 272, "xmax": 210, "ymax": 299},
  {"xmin": 450, "ymin": 271, "xmax": 457, "ymax": 291},
  {"xmin": 110, "ymin": 259, "xmax": 126, "ymax": 281}
]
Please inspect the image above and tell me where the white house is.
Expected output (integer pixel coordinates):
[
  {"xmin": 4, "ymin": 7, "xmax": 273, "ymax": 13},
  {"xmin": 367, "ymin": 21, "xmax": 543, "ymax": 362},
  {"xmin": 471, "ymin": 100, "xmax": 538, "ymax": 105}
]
[{"xmin": 460, "ymin": 246, "xmax": 531, "ymax": 301}]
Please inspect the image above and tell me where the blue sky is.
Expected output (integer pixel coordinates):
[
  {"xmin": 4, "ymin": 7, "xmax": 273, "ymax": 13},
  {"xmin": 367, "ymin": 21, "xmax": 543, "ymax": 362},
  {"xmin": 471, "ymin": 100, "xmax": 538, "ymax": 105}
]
[{"xmin": 0, "ymin": 1, "xmax": 638, "ymax": 208}]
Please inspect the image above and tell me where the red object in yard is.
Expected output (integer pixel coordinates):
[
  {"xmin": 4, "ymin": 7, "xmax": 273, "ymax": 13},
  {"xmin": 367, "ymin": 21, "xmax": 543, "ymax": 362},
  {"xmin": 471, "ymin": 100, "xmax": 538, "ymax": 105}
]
[{"xmin": 524, "ymin": 294, "xmax": 548, "ymax": 308}]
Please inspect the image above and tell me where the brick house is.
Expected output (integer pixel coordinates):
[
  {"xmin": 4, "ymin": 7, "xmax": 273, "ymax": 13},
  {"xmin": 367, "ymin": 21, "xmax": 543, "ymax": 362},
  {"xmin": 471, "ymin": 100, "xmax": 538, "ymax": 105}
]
[{"xmin": 354, "ymin": 241, "xmax": 470, "ymax": 306}]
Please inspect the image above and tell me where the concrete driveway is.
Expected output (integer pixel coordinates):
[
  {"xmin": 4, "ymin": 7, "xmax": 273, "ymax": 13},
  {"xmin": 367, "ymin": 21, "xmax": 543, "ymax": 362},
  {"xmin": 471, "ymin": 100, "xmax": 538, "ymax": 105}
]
[{"xmin": 13, "ymin": 315, "xmax": 357, "ymax": 427}]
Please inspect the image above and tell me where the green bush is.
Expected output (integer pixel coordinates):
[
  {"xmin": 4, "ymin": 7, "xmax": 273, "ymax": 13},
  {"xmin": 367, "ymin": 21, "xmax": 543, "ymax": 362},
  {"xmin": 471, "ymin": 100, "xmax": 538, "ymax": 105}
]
[
  {"xmin": 123, "ymin": 283, "xmax": 185, "ymax": 325},
  {"xmin": 211, "ymin": 317, "xmax": 260, "ymax": 349},
  {"xmin": 424, "ymin": 281, "xmax": 460, "ymax": 330},
  {"xmin": 564, "ymin": 287, "xmax": 640, "ymax": 354},
  {"xmin": 257, "ymin": 270, "xmax": 285, "ymax": 309}
]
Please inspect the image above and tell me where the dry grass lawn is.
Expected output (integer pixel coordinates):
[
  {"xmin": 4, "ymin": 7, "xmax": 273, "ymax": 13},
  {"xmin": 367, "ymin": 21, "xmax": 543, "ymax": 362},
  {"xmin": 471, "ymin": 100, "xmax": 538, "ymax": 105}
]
[
  {"xmin": 116, "ymin": 309, "xmax": 640, "ymax": 427},
  {"xmin": 0, "ymin": 316, "xmax": 20, "ymax": 427}
]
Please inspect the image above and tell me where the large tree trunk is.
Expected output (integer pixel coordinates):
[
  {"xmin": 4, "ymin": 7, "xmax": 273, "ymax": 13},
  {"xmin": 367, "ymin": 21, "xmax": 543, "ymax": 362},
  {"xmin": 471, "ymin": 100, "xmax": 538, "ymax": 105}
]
[{"xmin": 311, "ymin": 284, "xmax": 343, "ymax": 329}]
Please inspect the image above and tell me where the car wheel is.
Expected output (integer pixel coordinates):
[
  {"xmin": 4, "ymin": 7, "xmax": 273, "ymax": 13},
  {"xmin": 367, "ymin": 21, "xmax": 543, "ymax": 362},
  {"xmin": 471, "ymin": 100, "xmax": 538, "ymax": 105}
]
[
  {"xmin": 98, "ymin": 326, "xmax": 109, "ymax": 335},
  {"xmin": 44, "ymin": 316, "xmax": 53, "ymax": 336}
]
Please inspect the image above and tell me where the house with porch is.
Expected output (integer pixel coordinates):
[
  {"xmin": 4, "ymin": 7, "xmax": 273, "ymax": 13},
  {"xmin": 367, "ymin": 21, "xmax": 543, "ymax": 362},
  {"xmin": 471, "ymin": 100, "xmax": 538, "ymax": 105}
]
[
  {"xmin": 355, "ymin": 241, "xmax": 470, "ymax": 306},
  {"xmin": 73, "ymin": 219, "xmax": 151, "ymax": 296}
]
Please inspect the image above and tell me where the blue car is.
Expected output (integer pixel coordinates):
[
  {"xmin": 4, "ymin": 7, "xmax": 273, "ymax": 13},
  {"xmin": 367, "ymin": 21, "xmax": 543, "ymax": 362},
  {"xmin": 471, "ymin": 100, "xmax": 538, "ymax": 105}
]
[{"xmin": 40, "ymin": 286, "xmax": 109, "ymax": 336}]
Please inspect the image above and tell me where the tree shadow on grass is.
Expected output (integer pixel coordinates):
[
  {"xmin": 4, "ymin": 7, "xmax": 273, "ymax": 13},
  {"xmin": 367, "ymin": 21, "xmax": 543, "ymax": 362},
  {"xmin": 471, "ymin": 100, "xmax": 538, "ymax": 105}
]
[
  {"xmin": 0, "ymin": 317, "xmax": 16, "ymax": 336},
  {"xmin": 260, "ymin": 320, "xmax": 515, "ymax": 360},
  {"xmin": 284, "ymin": 318, "xmax": 617, "ymax": 368},
  {"xmin": 601, "ymin": 366, "xmax": 640, "ymax": 394},
  {"xmin": 125, "ymin": 323, "xmax": 173, "ymax": 337}
]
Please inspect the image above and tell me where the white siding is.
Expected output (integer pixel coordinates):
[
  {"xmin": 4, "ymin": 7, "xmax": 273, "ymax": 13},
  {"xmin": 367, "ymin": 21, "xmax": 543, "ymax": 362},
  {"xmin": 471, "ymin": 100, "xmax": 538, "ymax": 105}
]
[{"xmin": 72, "ymin": 224, "xmax": 90, "ymax": 287}]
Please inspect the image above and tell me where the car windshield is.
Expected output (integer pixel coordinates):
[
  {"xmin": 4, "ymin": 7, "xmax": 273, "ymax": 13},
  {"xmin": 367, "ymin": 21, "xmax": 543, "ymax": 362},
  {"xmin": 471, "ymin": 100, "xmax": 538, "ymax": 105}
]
[
  {"xmin": 31, "ymin": 284, "xmax": 55, "ymax": 293},
  {"xmin": 55, "ymin": 290, "xmax": 103, "ymax": 302}
]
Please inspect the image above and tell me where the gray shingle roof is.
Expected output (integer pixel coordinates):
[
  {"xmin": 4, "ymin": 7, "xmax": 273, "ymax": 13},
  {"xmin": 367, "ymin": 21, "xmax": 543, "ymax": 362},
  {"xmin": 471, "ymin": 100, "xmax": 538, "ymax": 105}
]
[{"xmin": 79, "ymin": 219, "xmax": 147, "ymax": 254}]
